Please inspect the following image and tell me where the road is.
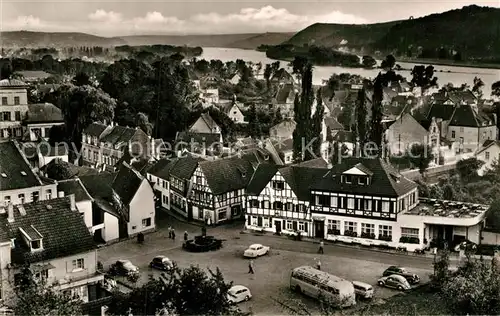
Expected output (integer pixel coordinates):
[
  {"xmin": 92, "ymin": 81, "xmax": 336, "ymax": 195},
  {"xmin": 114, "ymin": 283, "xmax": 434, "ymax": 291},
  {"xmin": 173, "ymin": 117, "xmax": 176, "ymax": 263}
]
[{"xmin": 98, "ymin": 211, "xmax": 436, "ymax": 315}]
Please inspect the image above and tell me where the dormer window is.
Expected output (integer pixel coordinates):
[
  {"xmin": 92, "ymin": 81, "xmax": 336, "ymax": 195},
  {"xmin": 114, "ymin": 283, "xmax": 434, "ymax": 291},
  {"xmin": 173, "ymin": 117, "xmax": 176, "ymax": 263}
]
[
  {"xmin": 341, "ymin": 175, "xmax": 352, "ymax": 184},
  {"xmin": 31, "ymin": 240, "xmax": 41, "ymax": 250},
  {"xmin": 358, "ymin": 177, "xmax": 369, "ymax": 185},
  {"xmin": 272, "ymin": 180, "xmax": 285, "ymax": 190},
  {"xmin": 19, "ymin": 225, "xmax": 43, "ymax": 252}
]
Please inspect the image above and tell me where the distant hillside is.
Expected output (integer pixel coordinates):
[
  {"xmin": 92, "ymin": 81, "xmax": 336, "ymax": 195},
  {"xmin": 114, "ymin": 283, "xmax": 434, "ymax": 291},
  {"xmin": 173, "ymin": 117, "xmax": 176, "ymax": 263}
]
[
  {"xmin": 226, "ymin": 32, "xmax": 294, "ymax": 49},
  {"xmin": 283, "ymin": 5, "xmax": 500, "ymax": 62},
  {"xmin": 0, "ymin": 31, "xmax": 125, "ymax": 47},
  {"xmin": 118, "ymin": 33, "xmax": 293, "ymax": 49}
]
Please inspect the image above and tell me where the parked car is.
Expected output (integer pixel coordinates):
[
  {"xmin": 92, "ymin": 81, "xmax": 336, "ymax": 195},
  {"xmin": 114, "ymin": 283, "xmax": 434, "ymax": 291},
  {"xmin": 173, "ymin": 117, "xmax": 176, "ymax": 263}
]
[
  {"xmin": 150, "ymin": 255, "xmax": 173, "ymax": 271},
  {"xmin": 382, "ymin": 266, "xmax": 420, "ymax": 284},
  {"xmin": 110, "ymin": 259, "xmax": 139, "ymax": 276},
  {"xmin": 227, "ymin": 285, "xmax": 252, "ymax": 304},
  {"xmin": 243, "ymin": 244, "xmax": 270, "ymax": 258},
  {"xmin": 378, "ymin": 274, "xmax": 411, "ymax": 291},
  {"xmin": 454, "ymin": 240, "xmax": 477, "ymax": 252},
  {"xmin": 352, "ymin": 281, "xmax": 374, "ymax": 299}
]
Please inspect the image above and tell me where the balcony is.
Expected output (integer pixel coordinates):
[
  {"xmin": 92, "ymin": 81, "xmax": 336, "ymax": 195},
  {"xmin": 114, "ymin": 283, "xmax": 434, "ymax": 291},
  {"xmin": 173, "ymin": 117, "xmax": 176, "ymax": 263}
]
[{"xmin": 57, "ymin": 271, "xmax": 105, "ymax": 290}]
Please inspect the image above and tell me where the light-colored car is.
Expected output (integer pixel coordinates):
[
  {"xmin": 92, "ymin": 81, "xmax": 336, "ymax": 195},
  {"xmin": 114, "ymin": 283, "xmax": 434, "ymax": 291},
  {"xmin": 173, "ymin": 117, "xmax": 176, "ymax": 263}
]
[
  {"xmin": 377, "ymin": 274, "xmax": 411, "ymax": 291},
  {"xmin": 244, "ymin": 244, "xmax": 270, "ymax": 258},
  {"xmin": 227, "ymin": 285, "xmax": 252, "ymax": 304},
  {"xmin": 352, "ymin": 281, "xmax": 374, "ymax": 299},
  {"xmin": 111, "ymin": 259, "xmax": 139, "ymax": 276}
]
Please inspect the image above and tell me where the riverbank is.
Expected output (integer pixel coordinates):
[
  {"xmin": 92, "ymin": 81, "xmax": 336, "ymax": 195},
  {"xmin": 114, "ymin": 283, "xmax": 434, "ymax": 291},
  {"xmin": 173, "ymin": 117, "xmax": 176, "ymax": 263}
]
[{"xmin": 397, "ymin": 57, "xmax": 500, "ymax": 70}]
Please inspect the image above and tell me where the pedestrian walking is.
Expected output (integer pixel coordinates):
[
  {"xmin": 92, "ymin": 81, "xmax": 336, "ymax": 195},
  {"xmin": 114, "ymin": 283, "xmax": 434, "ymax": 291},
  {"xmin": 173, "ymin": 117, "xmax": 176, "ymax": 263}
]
[
  {"xmin": 168, "ymin": 226, "xmax": 172, "ymax": 239},
  {"xmin": 184, "ymin": 231, "xmax": 188, "ymax": 241},
  {"xmin": 172, "ymin": 229, "xmax": 176, "ymax": 240},
  {"xmin": 318, "ymin": 240, "xmax": 324, "ymax": 254},
  {"xmin": 248, "ymin": 260, "xmax": 254, "ymax": 274}
]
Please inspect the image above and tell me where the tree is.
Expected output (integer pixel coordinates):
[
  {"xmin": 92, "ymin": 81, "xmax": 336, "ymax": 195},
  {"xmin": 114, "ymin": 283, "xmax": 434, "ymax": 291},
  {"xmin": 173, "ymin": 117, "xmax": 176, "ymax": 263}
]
[
  {"xmin": 108, "ymin": 264, "xmax": 242, "ymax": 316},
  {"xmin": 330, "ymin": 141, "xmax": 349, "ymax": 165},
  {"xmin": 290, "ymin": 56, "xmax": 308, "ymax": 84},
  {"xmin": 135, "ymin": 112, "xmax": 153, "ymax": 136},
  {"xmin": 430, "ymin": 249, "xmax": 451, "ymax": 291},
  {"xmin": 407, "ymin": 143, "xmax": 434, "ymax": 175},
  {"xmin": 361, "ymin": 55, "xmax": 377, "ymax": 68},
  {"xmin": 264, "ymin": 64, "xmax": 272, "ymax": 88},
  {"xmin": 380, "ymin": 54, "xmax": 396, "ymax": 69},
  {"xmin": 326, "ymin": 75, "xmax": 340, "ymax": 101},
  {"xmin": 293, "ymin": 63, "xmax": 316, "ymax": 162},
  {"xmin": 247, "ymin": 104, "xmax": 262, "ymax": 138},
  {"xmin": 472, "ymin": 76, "xmax": 485, "ymax": 98},
  {"xmin": 0, "ymin": 59, "xmax": 13, "ymax": 79},
  {"xmin": 311, "ymin": 89, "xmax": 325, "ymax": 158},
  {"xmin": 13, "ymin": 264, "xmax": 83, "ymax": 315},
  {"xmin": 456, "ymin": 157, "xmax": 483, "ymax": 182},
  {"xmin": 492, "ymin": 81, "xmax": 500, "ymax": 98},
  {"xmin": 72, "ymin": 72, "xmax": 90, "ymax": 86},
  {"xmin": 368, "ymin": 73, "xmax": 385, "ymax": 156},
  {"xmin": 46, "ymin": 158, "xmax": 74, "ymax": 180},
  {"xmin": 411, "ymin": 65, "xmax": 438, "ymax": 94},
  {"xmin": 355, "ymin": 88, "xmax": 368, "ymax": 151}
]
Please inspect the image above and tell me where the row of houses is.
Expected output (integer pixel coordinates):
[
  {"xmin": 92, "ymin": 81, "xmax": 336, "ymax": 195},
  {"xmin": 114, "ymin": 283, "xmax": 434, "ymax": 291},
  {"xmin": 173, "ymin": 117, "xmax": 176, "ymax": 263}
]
[{"xmin": 147, "ymin": 152, "xmax": 490, "ymax": 252}]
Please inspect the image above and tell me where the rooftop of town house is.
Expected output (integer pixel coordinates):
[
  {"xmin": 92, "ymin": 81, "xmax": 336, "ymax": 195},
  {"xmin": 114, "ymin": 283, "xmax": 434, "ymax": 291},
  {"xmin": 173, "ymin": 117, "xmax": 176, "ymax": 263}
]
[{"xmin": 404, "ymin": 198, "xmax": 489, "ymax": 219}]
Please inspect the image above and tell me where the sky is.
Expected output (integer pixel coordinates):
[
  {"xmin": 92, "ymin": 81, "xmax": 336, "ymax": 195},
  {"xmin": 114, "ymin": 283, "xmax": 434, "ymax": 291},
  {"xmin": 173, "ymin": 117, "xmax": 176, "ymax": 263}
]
[{"xmin": 1, "ymin": 0, "xmax": 499, "ymax": 36}]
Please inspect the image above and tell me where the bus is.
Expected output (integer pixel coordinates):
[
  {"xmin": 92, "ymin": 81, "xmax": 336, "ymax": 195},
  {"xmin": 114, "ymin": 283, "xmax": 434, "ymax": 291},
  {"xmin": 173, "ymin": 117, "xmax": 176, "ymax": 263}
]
[{"xmin": 290, "ymin": 266, "xmax": 356, "ymax": 308}]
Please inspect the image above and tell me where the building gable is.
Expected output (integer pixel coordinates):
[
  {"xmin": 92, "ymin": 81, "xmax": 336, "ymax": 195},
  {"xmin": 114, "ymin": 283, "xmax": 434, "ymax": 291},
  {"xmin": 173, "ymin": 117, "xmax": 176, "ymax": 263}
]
[{"xmin": 261, "ymin": 171, "xmax": 297, "ymax": 200}]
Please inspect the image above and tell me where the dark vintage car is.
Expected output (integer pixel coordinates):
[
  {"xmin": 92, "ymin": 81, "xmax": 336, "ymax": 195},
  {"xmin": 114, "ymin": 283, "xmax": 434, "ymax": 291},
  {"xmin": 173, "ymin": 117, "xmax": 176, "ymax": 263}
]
[
  {"xmin": 109, "ymin": 259, "xmax": 139, "ymax": 276},
  {"xmin": 150, "ymin": 256, "xmax": 173, "ymax": 271},
  {"xmin": 382, "ymin": 266, "xmax": 420, "ymax": 284}
]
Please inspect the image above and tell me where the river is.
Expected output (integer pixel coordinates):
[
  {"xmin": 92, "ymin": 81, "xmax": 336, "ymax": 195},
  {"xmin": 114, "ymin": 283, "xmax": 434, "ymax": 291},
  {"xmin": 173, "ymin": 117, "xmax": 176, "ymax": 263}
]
[{"xmin": 200, "ymin": 47, "xmax": 500, "ymax": 97}]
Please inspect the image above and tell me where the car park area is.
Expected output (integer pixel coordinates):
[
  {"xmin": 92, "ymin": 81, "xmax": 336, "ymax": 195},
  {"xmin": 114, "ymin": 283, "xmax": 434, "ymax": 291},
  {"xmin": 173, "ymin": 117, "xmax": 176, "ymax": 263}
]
[{"xmin": 98, "ymin": 224, "xmax": 433, "ymax": 315}]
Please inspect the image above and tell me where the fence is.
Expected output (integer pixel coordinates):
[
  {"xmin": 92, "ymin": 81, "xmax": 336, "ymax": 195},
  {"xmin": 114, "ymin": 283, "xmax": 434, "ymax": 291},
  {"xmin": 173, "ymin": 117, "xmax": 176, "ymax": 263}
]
[{"xmin": 401, "ymin": 162, "xmax": 457, "ymax": 182}]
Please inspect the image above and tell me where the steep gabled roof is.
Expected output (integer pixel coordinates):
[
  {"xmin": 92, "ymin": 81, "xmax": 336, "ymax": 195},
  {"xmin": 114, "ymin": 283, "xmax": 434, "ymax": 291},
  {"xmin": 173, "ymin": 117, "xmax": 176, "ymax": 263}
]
[
  {"xmin": 449, "ymin": 104, "xmax": 495, "ymax": 128},
  {"xmin": 311, "ymin": 157, "xmax": 417, "ymax": 197},
  {"xmin": 246, "ymin": 164, "xmax": 279, "ymax": 196},
  {"xmin": 57, "ymin": 178, "xmax": 93, "ymax": 202},
  {"xmin": 476, "ymin": 140, "xmax": 500, "ymax": 155},
  {"xmin": 0, "ymin": 196, "xmax": 97, "ymax": 265},
  {"xmin": 199, "ymin": 156, "xmax": 255, "ymax": 195},
  {"xmin": 112, "ymin": 162, "xmax": 145, "ymax": 206},
  {"xmin": 279, "ymin": 166, "xmax": 329, "ymax": 201},
  {"xmin": 0, "ymin": 141, "xmax": 43, "ymax": 191},
  {"xmin": 83, "ymin": 122, "xmax": 108, "ymax": 137},
  {"xmin": 426, "ymin": 103, "xmax": 455, "ymax": 121},
  {"xmin": 100, "ymin": 126, "xmax": 138, "ymax": 146},
  {"xmin": 147, "ymin": 158, "xmax": 173, "ymax": 179},
  {"xmin": 0, "ymin": 79, "xmax": 27, "ymax": 87},
  {"xmin": 169, "ymin": 155, "xmax": 206, "ymax": 180}
]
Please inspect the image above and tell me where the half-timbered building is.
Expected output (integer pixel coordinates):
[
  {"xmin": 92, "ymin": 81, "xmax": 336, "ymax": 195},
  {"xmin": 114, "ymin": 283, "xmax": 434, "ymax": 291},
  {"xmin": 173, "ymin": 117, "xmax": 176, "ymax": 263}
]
[
  {"xmin": 245, "ymin": 159, "xmax": 328, "ymax": 236},
  {"xmin": 309, "ymin": 158, "xmax": 419, "ymax": 247}
]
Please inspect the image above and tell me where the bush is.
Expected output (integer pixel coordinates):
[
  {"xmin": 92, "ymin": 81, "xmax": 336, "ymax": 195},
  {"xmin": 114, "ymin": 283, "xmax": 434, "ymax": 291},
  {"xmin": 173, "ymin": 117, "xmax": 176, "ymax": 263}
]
[
  {"xmin": 344, "ymin": 230, "xmax": 357, "ymax": 237},
  {"xmin": 399, "ymin": 236, "xmax": 420, "ymax": 244},
  {"xmin": 361, "ymin": 232, "xmax": 376, "ymax": 239},
  {"xmin": 379, "ymin": 234, "xmax": 392, "ymax": 242},
  {"xmin": 327, "ymin": 229, "xmax": 340, "ymax": 235}
]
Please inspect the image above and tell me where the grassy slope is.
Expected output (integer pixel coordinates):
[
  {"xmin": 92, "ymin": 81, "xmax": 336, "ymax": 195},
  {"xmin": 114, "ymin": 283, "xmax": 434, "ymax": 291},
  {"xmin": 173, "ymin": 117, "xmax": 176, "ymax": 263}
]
[{"xmin": 0, "ymin": 31, "xmax": 126, "ymax": 47}]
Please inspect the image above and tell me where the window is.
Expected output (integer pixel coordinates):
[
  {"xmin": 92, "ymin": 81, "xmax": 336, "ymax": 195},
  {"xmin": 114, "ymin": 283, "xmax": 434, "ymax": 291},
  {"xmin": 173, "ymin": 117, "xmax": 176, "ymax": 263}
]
[
  {"xmin": 1, "ymin": 97, "xmax": 7, "ymax": 105},
  {"xmin": 142, "ymin": 218, "xmax": 152, "ymax": 227},
  {"xmin": 15, "ymin": 111, "xmax": 21, "ymax": 121},
  {"xmin": 361, "ymin": 223, "xmax": 375, "ymax": 235},
  {"xmin": 286, "ymin": 221, "xmax": 293, "ymax": 230},
  {"xmin": 251, "ymin": 216, "xmax": 258, "ymax": 226},
  {"xmin": 262, "ymin": 200, "xmax": 270, "ymax": 208},
  {"xmin": 451, "ymin": 131, "xmax": 456, "ymax": 138},
  {"xmin": 31, "ymin": 240, "xmax": 41, "ymax": 250},
  {"xmin": 298, "ymin": 222, "xmax": 305, "ymax": 231},
  {"xmin": 347, "ymin": 198, "xmax": 355, "ymax": 209},
  {"xmin": 382, "ymin": 201, "xmax": 390, "ymax": 212},
  {"xmin": 284, "ymin": 202, "xmax": 293, "ymax": 211},
  {"xmin": 263, "ymin": 217, "xmax": 269, "ymax": 227},
  {"xmin": 401, "ymin": 227, "xmax": 419, "ymax": 238},
  {"xmin": 18, "ymin": 193, "xmax": 25, "ymax": 204},
  {"xmin": 34, "ymin": 269, "xmax": 49, "ymax": 281},
  {"xmin": 32, "ymin": 191, "xmax": 39, "ymax": 202},
  {"xmin": 273, "ymin": 201, "xmax": 283, "ymax": 210},
  {"xmin": 330, "ymin": 196, "xmax": 338, "ymax": 207},
  {"xmin": 72, "ymin": 258, "xmax": 85, "ymax": 270},
  {"xmin": 249, "ymin": 199, "xmax": 259, "ymax": 207},
  {"xmin": 379, "ymin": 225, "xmax": 392, "ymax": 237},
  {"xmin": 486, "ymin": 151, "xmax": 490, "ymax": 160},
  {"xmin": 344, "ymin": 221, "xmax": 357, "ymax": 232},
  {"xmin": 2, "ymin": 112, "xmax": 11, "ymax": 121},
  {"xmin": 327, "ymin": 220, "xmax": 340, "ymax": 234},
  {"xmin": 364, "ymin": 199, "xmax": 371, "ymax": 211},
  {"xmin": 296, "ymin": 204, "xmax": 305, "ymax": 212},
  {"xmin": 218, "ymin": 210, "xmax": 227, "ymax": 221},
  {"xmin": 14, "ymin": 96, "xmax": 20, "ymax": 105},
  {"xmin": 342, "ymin": 175, "xmax": 352, "ymax": 183},
  {"xmin": 4, "ymin": 196, "xmax": 11, "ymax": 204},
  {"xmin": 44, "ymin": 128, "xmax": 50, "ymax": 137},
  {"xmin": 272, "ymin": 180, "xmax": 285, "ymax": 190}
]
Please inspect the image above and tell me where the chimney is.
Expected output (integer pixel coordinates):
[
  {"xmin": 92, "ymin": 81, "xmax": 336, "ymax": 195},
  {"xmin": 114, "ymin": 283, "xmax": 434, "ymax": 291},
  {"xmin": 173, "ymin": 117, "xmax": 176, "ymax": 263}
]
[
  {"xmin": 58, "ymin": 191, "xmax": 65, "ymax": 198},
  {"xmin": 151, "ymin": 137, "xmax": 155, "ymax": 157},
  {"xmin": 69, "ymin": 194, "xmax": 76, "ymax": 211},
  {"xmin": 7, "ymin": 203, "xmax": 14, "ymax": 223}
]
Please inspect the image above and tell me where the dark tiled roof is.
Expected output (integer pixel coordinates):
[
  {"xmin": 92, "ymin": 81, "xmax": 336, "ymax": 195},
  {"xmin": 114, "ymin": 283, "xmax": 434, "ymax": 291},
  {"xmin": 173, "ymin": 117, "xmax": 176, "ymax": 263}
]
[
  {"xmin": 78, "ymin": 173, "xmax": 115, "ymax": 201},
  {"xmin": 112, "ymin": 162, "xmax": 145, "ymax": 206},
  {"xmin": 25, "ymin": 103, "xmax": 64, "ymax": 123},
  {"xmin": 0, "ymin": 141, "xmax": 42, "ymax": 191},
  {"xmin": 169, "ymin": 156, "xmax": 205, "ymax": 180},
  {"xmin": 148, "ymin": 158, "xmax": 173, "ymax": 179},
  {"xmin": 131, "ymin": 159, "xmax": 153, "ymax": 175},
  {"xmin": 0, "ymin": 196, "xmax": 97, "ymax": 264},
  {"xmin": 199, "ymin": 156, "xmax": 255, "ymax": 195},
  {"xmin": 294, "ymin": 158, "xmax": 328, "ymax": 169},
  {"xmin": 449, "ymin": 90, "xmax": 477, "ymax": 104},
  {"xmin": 83, "ymin": 122, "xmax": 108, "ymax": 137},
  {"xmin": 311, "ymin": 158, "xmax": 417, "ymax": 197},
  {"xmin": 100, "ymin": 126, "xmax": 138, "ymax": 147},
  {"xmin": 57, "ymin": 178, "xmax": 93, "ymax": 202},
  {"xmin": 271, "ymin": 69, "xmax": 293, "ymax": 83},
  {"xmin": 324, "ymin": 117, "xmax": 344, "ymax": 130},
  {"xmin": 40, "ymin": 159, "xmax": 103, "ymax": 178},
  {"xmin": 246, "ymin": 164, "xmax": 279, "ymax": 195},
  {"xmin": 280, "ymin": 166, "xmax": 329, "ymax": 201},
  {"xmin": 200, "ymin": 113, "xmax": 218, "ymax": 131},
  {"xmin": 449, "ymin": 104, "xmax": 495, "ymax": 128},
  {"xmin": 427, "ymin": 103, "xmax": 455, "ymax": 121}
]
